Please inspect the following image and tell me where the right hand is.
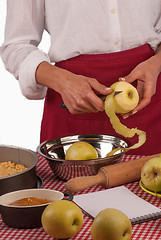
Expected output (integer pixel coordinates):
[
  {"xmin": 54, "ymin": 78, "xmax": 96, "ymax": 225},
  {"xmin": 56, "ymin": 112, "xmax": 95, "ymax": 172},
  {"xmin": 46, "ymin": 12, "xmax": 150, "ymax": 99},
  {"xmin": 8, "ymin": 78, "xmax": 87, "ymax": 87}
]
[
  {"xmin": 58, "ymin": 69, "xmax": 112, "ymax": 114},
  {"xmin": 36, "ymin": 62, "xmax": 112, "ymax": 114}
]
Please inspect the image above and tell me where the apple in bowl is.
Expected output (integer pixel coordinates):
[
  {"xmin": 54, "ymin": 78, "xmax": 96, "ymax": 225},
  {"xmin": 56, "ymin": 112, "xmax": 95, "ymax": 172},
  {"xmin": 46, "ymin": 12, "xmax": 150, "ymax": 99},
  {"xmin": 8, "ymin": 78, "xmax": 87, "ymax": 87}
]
[{"xmin": 65, "ymin": 141, "xmax": 98, "ymax": 160}]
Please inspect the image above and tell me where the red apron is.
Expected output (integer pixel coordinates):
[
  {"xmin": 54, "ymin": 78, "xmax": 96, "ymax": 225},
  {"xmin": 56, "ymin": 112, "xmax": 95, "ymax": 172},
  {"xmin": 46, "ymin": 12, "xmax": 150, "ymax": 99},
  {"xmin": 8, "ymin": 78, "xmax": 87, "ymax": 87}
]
[{"xmin": 40, "ymin": 44, "xmax": 161, "ymax": 155}]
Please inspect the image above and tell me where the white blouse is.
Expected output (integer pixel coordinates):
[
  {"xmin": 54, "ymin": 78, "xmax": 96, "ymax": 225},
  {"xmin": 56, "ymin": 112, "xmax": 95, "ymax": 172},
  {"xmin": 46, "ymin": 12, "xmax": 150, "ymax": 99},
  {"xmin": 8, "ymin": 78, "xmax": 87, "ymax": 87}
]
[{"xmin": 1, "ymin": 0, "xmax": 161, "ymax": 100}]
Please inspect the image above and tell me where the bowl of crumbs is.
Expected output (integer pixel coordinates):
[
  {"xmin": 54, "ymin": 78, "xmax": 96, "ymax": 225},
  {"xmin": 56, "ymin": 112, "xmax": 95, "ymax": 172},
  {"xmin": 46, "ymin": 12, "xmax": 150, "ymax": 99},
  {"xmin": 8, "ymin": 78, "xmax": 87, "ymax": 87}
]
[
  {"xmin": 0, "ymin": 145, "xmax": 40, "ymax": 196},
  {"xmin": 0, "ymin": 189, "xmax": 73, "ymax": 228}
]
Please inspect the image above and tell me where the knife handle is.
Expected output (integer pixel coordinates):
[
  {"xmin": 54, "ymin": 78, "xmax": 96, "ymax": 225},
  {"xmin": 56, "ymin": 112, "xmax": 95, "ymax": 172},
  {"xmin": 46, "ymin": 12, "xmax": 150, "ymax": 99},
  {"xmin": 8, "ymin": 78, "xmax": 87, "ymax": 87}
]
[
  {"xmin": 61, "ymin": 102, "xmax": 68, "ymax": 110},
  {"xmin": 61, "ymin": 94, "xmax": 108, "ymax": 110}
]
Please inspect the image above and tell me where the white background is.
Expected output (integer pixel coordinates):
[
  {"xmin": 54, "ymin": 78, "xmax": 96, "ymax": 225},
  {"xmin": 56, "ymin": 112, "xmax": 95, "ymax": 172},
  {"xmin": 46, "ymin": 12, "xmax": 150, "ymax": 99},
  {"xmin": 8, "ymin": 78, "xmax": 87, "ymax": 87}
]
[{"xmin": 0, "ymin": 2, "xmax": 50, "ymax": 151}]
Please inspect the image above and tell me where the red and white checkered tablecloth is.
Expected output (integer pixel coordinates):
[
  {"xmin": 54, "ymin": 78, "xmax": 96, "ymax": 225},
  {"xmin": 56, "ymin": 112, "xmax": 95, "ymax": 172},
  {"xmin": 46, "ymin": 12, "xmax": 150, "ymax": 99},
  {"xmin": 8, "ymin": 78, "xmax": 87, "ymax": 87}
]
[{"xmin": 0, "ymin": 154, "xmax": 161, "ymax": 240}]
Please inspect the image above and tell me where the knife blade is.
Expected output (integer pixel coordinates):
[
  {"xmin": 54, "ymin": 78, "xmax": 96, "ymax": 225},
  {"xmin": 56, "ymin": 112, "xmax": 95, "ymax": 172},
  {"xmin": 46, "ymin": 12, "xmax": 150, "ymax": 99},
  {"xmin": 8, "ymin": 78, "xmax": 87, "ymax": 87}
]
[{"xmin": 113, "ymin": 90, "xmax": 123, "ymax": 97}]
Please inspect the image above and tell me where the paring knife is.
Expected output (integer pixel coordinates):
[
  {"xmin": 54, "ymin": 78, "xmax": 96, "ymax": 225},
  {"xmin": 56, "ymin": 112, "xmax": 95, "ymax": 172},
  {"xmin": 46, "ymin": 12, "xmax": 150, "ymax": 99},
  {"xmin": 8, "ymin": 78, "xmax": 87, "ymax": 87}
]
[{"xmin": 61, "ymin": 91, "xmax": 122, "ymax": 110}]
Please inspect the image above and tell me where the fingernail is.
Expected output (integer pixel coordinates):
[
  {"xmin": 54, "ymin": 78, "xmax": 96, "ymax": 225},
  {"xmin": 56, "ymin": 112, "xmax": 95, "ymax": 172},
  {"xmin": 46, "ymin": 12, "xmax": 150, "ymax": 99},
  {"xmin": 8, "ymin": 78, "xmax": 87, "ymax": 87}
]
[
  {"xmin": 105, "ymin": 87, "xmax": 112, "ymax": 91},
  {"xmin": 119, "ymin": 77, "xmax": 126, "ymax": 81},
  {"xmin": 122, "ymin": 115, "xmax": 129, "ymax": 119},
  {"xmin": 132, "ymin": 111, "xmax": 137, "ymax": 115}
]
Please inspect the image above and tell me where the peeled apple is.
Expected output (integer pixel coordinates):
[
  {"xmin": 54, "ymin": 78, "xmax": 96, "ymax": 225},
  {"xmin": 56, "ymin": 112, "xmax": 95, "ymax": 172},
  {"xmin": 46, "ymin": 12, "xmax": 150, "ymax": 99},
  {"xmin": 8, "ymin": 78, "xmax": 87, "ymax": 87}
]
[
  {"xmin": 111, "ymin": 81, "xmax": 139, "ymax": 114},
  {"xmin": 105, "ymin": 81, "xmax": 146, "ymax": 154}
]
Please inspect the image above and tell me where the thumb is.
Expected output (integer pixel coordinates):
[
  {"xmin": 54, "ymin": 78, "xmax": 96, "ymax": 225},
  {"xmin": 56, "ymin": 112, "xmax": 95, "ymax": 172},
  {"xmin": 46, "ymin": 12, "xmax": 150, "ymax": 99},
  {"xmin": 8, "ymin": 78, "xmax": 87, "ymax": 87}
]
[
  {"xmin": 119, "ymin": 72, "xmax": 137, "ymax": 84},
  {"xmin": 88, "ymin": 78, "xmax": 112, "ymax": 95}
]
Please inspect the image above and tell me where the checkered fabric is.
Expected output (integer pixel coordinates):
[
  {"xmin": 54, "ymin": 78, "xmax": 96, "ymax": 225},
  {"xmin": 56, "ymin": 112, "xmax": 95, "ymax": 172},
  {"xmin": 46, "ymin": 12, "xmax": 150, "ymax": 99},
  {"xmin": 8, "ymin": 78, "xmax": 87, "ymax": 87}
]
[{"xmin": 0, "ymin": 154, "xmax": 161, "ymax": 240}]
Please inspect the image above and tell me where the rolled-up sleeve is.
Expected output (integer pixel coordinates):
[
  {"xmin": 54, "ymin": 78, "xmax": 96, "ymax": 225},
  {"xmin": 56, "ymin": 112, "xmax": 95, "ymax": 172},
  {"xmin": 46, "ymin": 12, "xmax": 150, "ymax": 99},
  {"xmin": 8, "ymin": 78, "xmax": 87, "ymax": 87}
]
[
  {"xmin": 155, "ymin": 16, "xmax": 161, "ymax": 37},
  {"xmin": 154, "ymin": 13, "xmax": 161, "ymax": 50},
  {"xmin": 0, "ymin": 0, "xmax": 50, "ymax": 99}
]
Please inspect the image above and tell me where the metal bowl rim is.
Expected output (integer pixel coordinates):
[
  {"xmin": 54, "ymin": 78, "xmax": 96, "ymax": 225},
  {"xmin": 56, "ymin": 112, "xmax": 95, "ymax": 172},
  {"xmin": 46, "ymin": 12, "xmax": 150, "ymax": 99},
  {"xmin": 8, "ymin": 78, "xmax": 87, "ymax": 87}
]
[{"xmin": 37, "ymin": 134, "xmax": 130, "ymax": 163}]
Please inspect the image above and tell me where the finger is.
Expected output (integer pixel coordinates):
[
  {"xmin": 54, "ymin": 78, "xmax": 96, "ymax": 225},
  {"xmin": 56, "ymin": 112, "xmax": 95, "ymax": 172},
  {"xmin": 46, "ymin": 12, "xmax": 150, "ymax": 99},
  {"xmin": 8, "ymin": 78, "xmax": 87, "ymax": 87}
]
[
  {"xmin": 88, "ymin": 78, "xmax": 112, "ymax": 95},
  {"xmin": 86, "ymin": 91, "xmax": 105, "ymax": 111},
  {"xmin": 133, "ymin": 82, "xmax": 153, "ymax": 113},
  {"xmin": 136, "ymin": 80, "xmax": 144, "ymax": 99},
  {"xmin": 119, "ymin": 71, "xmax": 140, "ymax": 84},
  {"xmin": 67, "ymin": 98, "xmax": 100, "ymax": 114},
  {"xmin": 122, "ymin": 85, "xmax": 153, "ymax": 119},
  {"xmin": 133, "ymin": 97, "xmax": 151, "ymax": 113},
  {"xmin": 70, "ymin": 107, "xmax": 98, "ymax": 114}
]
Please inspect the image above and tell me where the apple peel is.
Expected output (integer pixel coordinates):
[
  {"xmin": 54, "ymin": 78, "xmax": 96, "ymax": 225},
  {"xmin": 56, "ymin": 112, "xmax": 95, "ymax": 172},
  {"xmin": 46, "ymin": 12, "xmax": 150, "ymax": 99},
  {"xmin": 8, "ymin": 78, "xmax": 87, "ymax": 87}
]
[{"xmin": 105, "ymin": 82, "xmax": 146, "ymax": 154}]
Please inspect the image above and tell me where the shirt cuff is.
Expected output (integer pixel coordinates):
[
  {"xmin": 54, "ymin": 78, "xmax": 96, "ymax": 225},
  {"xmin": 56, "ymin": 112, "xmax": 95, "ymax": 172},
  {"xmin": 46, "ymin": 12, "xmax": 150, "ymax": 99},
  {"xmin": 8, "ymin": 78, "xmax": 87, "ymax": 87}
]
[{"xmin": 19, "ymin": 49, "xmax": 50, "ymax": 100}]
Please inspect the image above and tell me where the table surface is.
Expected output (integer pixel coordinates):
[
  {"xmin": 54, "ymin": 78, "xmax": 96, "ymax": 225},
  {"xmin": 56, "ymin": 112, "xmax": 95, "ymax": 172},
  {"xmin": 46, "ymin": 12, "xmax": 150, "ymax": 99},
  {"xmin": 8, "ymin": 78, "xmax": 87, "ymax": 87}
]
[{"xmin": 0, "ymin": 154, "xmax": 161, "ymax": 240}]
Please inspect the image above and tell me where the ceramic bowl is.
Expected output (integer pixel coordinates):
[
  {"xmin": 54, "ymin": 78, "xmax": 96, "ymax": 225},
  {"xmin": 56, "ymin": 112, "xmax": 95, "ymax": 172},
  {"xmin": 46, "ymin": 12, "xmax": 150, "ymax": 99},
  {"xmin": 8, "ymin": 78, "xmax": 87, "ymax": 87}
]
[
  {"xmin": 0, "ymin": 188, "xmax": 73, "ymax": 228},
  {"xmin": 37, "ymin": 134, "xmax": 130, "ymax": 180}
]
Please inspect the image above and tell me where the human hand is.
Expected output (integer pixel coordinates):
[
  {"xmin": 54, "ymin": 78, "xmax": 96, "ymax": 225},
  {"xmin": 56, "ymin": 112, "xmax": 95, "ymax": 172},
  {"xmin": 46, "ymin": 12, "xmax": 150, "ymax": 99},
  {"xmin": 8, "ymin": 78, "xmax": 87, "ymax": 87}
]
[
  {"xmin": 119, "ymin": 56, "xmax": 161, "ymax": 118},
  {"xmin": 56, "ymin": 67, "xmax": 112, "ymax": 114},
  {"xmin": 36, "ymin": 62, "xmax": 112, "ymax": 114}
]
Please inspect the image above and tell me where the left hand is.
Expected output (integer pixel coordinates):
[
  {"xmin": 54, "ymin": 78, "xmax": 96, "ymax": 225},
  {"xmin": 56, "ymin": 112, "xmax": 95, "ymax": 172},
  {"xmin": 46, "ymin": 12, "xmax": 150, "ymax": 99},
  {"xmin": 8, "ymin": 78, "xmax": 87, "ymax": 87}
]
[{"xmin": 119, "ymin": 55, "xmax": 161, "ymax": 118}]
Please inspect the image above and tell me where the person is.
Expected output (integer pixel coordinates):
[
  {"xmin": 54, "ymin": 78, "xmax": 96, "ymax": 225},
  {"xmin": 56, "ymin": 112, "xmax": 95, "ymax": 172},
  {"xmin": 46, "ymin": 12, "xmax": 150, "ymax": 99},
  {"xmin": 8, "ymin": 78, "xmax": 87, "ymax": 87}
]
[{"xmin": 1, "ymin": 0, "xmax": 161, "ymax": 155}]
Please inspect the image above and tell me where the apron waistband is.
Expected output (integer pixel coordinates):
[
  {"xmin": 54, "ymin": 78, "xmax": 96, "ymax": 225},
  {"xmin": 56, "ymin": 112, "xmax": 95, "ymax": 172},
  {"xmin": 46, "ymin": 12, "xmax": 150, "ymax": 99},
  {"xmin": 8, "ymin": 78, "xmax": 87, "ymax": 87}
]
[{"xmin": 56, "ymin": 44, "xmax": 154, "ymax": 67}]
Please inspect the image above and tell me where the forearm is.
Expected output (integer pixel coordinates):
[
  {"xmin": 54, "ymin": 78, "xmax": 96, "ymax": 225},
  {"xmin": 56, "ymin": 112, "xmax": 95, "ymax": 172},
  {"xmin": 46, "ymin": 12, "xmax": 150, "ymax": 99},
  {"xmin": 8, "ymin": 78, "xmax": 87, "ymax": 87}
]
[{"xmin": 35, "ymin": 61, "xmax": 70, "ymax": 95}]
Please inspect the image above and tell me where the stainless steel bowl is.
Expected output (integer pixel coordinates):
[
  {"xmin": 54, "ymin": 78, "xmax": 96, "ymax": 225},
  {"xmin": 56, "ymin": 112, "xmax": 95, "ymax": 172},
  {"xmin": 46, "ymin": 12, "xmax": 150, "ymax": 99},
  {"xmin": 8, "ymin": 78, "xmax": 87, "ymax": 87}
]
[
  {"xmin": 37, "ymin": 134, "xmax": 130, "ymax": 181},
  {"xmin": 0, "ymin": 145, "xmax": 39, "ymax": 196}
]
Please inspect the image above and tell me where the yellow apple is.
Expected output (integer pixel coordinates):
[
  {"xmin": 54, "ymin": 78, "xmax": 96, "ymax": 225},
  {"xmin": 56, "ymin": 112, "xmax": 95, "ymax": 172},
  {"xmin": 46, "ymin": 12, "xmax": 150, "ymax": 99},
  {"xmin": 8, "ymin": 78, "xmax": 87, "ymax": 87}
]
[
  {"xmin": 141, "ymin": 155, "xmax": 161, "ymax": 192},
  {"xmin": 91, "ymin": 208, "xmax": 132, "ymax": 240},
  {"xmin": 41, "ymin": 200, "xmax": 83, "ymax": 239},
  {"xmin": 109, "ymin": 81, "xmax": 139, "ymax": 114},
  {"xmin": 65, "ymin": 141, "xmax": 98, "ymax": 160},
  {"xmin": 104, "ymin": 81, "xmax": 146, "ymax": 152}
]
